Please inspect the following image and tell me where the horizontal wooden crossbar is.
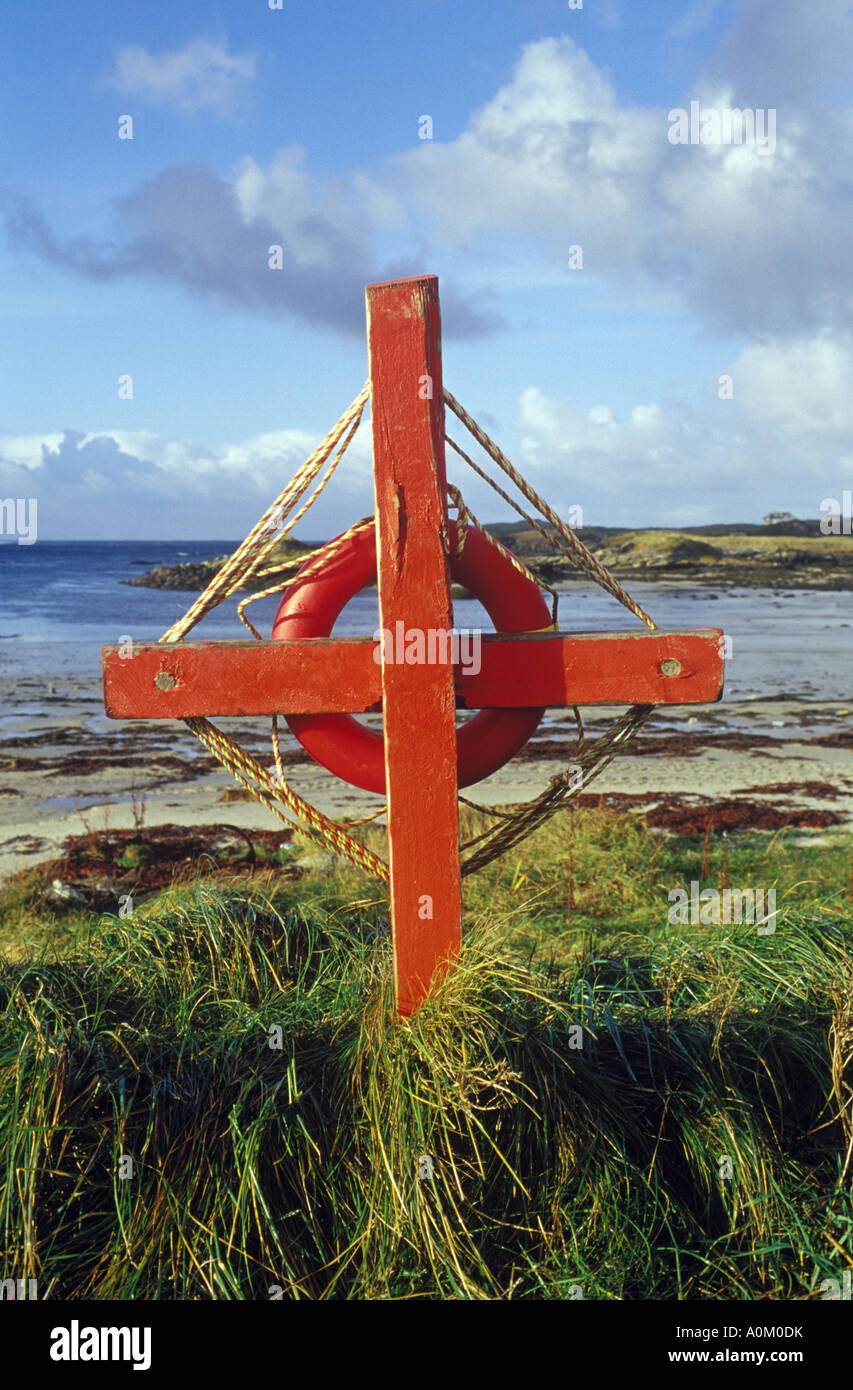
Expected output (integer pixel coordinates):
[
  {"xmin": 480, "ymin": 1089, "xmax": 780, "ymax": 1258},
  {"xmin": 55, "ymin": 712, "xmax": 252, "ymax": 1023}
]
[{"xmin": 102, "ymin": 628, "xmax": 724, "ymax": 718}]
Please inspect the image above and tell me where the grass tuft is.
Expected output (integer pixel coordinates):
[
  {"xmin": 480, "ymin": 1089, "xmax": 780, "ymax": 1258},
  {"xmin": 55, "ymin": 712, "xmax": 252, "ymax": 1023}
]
[{"xmin": 1, "ymin": 811, "xmax": 851, "ymax": 1299}]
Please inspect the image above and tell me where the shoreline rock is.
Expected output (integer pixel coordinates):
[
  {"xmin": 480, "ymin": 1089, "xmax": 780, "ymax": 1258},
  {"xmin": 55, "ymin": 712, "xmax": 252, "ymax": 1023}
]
[
  {"xmin": 123, "ymin": 524, "xmax": 853, "ymax": 593},
  {"xmin": 124, "ymin": 537, "xmax": 313, "ymax": 593}
]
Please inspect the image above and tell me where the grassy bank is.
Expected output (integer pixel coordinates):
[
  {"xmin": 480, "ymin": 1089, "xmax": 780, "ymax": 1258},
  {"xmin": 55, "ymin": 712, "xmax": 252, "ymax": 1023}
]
[{"xmin": 1, "ymin": 810, "xmax": 851, "ymax": 1299}]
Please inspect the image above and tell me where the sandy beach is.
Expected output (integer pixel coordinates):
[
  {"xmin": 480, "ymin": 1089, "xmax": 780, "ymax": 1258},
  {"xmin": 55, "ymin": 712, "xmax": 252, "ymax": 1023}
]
[
  {"xmin": 3, "ymin": 672, "xmax": 852, "ymax": 884},
  {"xmin": 3, "ymin": 551, "xmax": 852, "ymax": 885}
]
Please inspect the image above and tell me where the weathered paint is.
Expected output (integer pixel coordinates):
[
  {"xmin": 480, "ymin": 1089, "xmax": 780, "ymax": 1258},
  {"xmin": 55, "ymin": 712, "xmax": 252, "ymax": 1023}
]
[
  {"xmin": 102, "ymin": 639, "xmax": 382, "ymax": 718},
  {"xmin": 456, "ymin": 628, "xmax": 724, "ymax": 707},
  {"xmin": 102, "ymin": 628, "xmax": 724, "ymax": 719},
  {"xmin": 366, "ymin": 275, "xmax": 462, "ymax": 1015}
]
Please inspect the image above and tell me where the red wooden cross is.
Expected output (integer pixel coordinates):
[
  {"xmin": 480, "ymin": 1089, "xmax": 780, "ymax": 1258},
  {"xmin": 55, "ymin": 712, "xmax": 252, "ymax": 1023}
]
[{"xmin": 102, "ymin": 275, "xmax": 724, "ymax": 1016}]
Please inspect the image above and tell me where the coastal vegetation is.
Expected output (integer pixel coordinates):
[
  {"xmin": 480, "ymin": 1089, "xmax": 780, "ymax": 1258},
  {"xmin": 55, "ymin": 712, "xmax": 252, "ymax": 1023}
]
[
  {"xmin": 125, "ymin": 521, "xmax": 853, "ymax": 593},
  {"xmin": 1, "ymin": 808, "xmax": 850, "ymax": 1299}
]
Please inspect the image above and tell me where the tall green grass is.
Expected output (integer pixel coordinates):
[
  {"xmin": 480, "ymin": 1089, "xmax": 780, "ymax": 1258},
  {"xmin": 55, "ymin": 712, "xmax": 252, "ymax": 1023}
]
[{"xmin": 1, "ymin": 811, "xmax": 851, "ymax": 1299}]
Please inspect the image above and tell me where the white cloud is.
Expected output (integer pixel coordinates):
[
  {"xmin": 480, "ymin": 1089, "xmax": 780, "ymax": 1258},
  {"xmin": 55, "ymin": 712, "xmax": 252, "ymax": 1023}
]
[
  {"xmin": 76, "ymin": 430, "xmax": 201, "ymax": 473},
  {"xmin": 6, "ymin": 149, "xmax": 503, "ymax": 339},
  {"xmin": 232, "ymin": 147, "xmax": 371, "ymax": 271},
  {"xmin": 387, "ymin": 39, "xmax": 661, "ymax": 258},
  {"xmin": 369, "ymin": 35, "xmax": 853, "ymax": 337},
  {"xmin": 515, "ymin": 385, "xmax": 727, "ymax": 522},
  {"xmin": 508, "ymin": 329, "xmax": 853, "ymax": 525},
  {"xmin": 0, "ymin": 433, "xmax": 64, "ymax": 470},
  {"xmin": 104, "ymin": 37, "xmax": 256, "ymax": 117},
  {"xmin": 0, "ymin": 419, "xmax": 378, "ymax": 538},
  {"xmin": 74, "ymin": 424, "xmax": 371, "ymax": 488},
  {"xmin": 731, "ymin": 333, "xmax": 853, "ymax": 439},
  {"xmin": 13, "ymin": 22, "xmax": 853, "ymax": 341},
  {"xmin": 5, "ymin": 325, "xmax": 853, "ymax": 535}
]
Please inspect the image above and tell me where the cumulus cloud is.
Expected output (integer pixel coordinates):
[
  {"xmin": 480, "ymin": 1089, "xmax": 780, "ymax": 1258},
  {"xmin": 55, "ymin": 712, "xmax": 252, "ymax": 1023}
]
[
  {"xmin": 507, "ymin": 329, "xmax": 853, "ymax": 525},
  {"xmin": 0, "ymin": 433, "xmax": 65, "ymax": 471},
  {"xmin": 3, "ymin": 151, "xmax": 503, "ymax": 339},
  {"xmin": 377, "ymin": 33, "xmax": 853, "ymax": 337},
  {"xmin": 512, "ymin": 385, "xmax": 741, "ymax": 526},
  {"xmin": 386, "ymin": 39, "xmax": 662, "ymax": 258},
  {"xmin": 4, "ymin": 328, "xmax": 852, "ymax": 536},
  {"xmin": 14, "ymin": 20, "xmax": 853, "ymax": 339},
  {"xmin": 732, "ymin": 332, "xmax": 853, "ymax": 446},
  {"xmin": 0, "ymin": 422, "xmax": 377, "ymax": 539},
  {"xmin": 103, "ymin": 37, "xmax": 256, "ymax": 117}
]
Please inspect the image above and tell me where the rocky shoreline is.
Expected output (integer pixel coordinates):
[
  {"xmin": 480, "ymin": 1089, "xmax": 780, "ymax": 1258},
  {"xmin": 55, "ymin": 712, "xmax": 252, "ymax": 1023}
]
[
  {"xmin": 124, "ymin": 522, "xmax": 853, "ymax": 592},
  {"xmin": 124, "ymin": 536, "xmax": 312, "ymax": 592}
]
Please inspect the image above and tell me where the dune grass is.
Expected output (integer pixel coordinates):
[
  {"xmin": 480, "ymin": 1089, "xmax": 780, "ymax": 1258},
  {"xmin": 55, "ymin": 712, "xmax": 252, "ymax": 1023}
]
[{"xmin": 1, "ymin": 809, "xmax": 851, "ymax": 1300}]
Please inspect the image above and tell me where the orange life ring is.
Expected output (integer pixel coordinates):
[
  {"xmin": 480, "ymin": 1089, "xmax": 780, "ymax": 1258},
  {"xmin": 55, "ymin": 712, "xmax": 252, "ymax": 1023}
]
[{"xmin": 271, "ymin": 521, "xmax": 550, "ymax": 792}]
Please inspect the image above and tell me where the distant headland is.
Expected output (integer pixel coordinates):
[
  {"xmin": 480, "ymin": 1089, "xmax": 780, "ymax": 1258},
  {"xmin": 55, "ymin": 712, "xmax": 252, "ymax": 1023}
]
[{"xmin": 124, "ymin": 518, "xmax": 853, "ymax": 592}]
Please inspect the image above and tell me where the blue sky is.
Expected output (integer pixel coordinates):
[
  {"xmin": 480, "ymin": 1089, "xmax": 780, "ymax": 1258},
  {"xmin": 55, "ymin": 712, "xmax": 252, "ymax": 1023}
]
[{"xmin": 2, "ymin": 0, "xmax": 852, "ymax": 538}]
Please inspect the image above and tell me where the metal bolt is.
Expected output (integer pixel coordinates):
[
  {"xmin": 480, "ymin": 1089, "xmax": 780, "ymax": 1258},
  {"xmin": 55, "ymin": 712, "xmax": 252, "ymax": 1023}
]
[
  {"xmin": 660, "ymin": 658, "xmax": 682, "ymax": 677},
  {"xmin": 154, "ymin": 671, "xmax": 176, "ymax": 691}
]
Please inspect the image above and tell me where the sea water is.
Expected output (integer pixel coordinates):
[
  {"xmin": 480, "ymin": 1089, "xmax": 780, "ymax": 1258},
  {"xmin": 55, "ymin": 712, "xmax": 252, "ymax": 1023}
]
[{"xmin": 0, "ymin": 541, "xmax": 850, "ymax": 710}]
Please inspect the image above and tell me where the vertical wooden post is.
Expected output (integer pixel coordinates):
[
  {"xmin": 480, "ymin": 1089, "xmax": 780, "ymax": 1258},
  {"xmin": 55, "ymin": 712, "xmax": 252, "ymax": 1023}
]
[{"xmin": 366, "ymin": 275, "xmax": 462, "ymax": 1015}]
